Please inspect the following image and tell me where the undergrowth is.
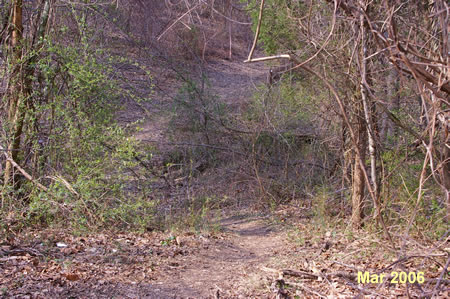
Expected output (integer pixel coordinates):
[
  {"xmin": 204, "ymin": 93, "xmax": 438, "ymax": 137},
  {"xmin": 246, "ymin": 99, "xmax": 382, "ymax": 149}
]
[{"xmin": 0, "ymin": 11, "xmax": 157, "ymax": 235}]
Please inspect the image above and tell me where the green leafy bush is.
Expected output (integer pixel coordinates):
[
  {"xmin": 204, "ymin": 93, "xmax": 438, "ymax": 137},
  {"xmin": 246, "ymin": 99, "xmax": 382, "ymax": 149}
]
[{"xmin": 1, "ymin": 20, "xmax": 156, "ymax": 232}]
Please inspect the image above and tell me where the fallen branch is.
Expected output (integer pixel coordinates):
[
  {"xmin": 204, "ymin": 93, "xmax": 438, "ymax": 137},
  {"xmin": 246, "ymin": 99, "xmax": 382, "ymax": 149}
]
[
  {"xmin": 263, "ymin": 267, "xmax": 327, "ymax": 298},
  {"xmin": 0, "ymin": 246, "xmax": 43, "ymax": 257},
  {"xmin": 244, "ymin": 54, "xmax": 291, "ymax": 63},
  {"xmin": 0, "ymin": 145, "xmax": 48, "ymax": 192},
  {"xmin": 261, "ymin": 266, "xmax": 357, "ymax": 281}
]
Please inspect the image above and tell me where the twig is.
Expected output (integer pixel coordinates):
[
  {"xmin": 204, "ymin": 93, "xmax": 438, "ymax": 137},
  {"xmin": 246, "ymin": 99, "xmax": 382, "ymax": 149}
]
[
  {"xmin": 289, "ymin": 0, "xmax": 338, "ymax": 72},
  {"xmin": 46, "ymin": 175, "xmax": 79, "ymax": 196},
  {"xmin": 286, "ymin": 281, "xmax": 327, "ymax": 298},
  {"xmin": 157, "ymin": 1, "xmax": 205, "ymax": 41},
  {"xmin": 431, "ymin": 255, "xmax": 450, "ymax": 298},
  {"xmin": 377, "ymin": 255, "xmax": 445, "ymax": 275},
  {"xmin": 210, "ymin": 6, "xmax": 251, "ymax": 25},
  {"xmin": 346, "ymin": 281, "xmax": 388, "ymax": 298}
]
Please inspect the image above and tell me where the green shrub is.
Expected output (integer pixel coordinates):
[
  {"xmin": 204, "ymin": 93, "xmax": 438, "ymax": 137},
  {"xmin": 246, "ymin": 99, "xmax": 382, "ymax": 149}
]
[{"xmin": 1, "ymin": 20, "xmax": 156, "ymax": 232}]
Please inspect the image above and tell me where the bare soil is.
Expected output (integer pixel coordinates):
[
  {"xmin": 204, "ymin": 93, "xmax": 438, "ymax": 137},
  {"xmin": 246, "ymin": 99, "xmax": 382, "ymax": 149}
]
[{"xmin": 155, "ymin": 214, "xmax": 287, "ymax": 298}]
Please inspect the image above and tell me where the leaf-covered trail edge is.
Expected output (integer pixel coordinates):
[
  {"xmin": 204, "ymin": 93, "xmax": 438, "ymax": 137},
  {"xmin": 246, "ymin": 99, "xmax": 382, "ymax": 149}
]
[{"xmin": 1, "ymin": 212, "xmax": 447, "ymax": 298}]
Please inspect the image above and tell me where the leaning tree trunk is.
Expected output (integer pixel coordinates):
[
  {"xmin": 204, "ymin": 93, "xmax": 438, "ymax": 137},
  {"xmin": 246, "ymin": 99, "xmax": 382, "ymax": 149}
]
[{"xmin": 359, "ymin": 0, "xmax": 379, "ymax": 220}]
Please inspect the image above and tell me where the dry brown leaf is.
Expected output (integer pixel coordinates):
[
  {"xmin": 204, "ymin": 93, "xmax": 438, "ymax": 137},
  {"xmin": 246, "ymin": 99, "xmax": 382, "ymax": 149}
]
[{"xmin": 63, "ymin": 273, "xmax": 80, "ymax": 281}]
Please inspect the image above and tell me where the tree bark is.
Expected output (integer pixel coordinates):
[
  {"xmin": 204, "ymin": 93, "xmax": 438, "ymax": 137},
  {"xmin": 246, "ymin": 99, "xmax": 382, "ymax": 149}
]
[
  {"xmin": 442, "ymin": 127, "xmax": 450, "ymax": 223},
  {"xmin": 4, "ymin": 0, "xmax": 51, "ymax": 187},
  {"xmin": 351, "ymin": 102, "xmax": 367, "ymax": 229},
  {"xmin": 380, "ymin": 67, "xmax": 399, "ymax": 144},
  {"xmin": 4, "ymin": 0, "xmax": 24, "ymax": 186},
  {"xmin": 359, "ymin": 0, "xmax": 379, "ymax": 219}
]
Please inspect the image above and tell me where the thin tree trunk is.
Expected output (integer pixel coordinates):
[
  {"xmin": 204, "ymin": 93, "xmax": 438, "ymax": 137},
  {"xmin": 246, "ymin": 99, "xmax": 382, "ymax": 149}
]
[
  {"xmin": 380, "ymin": 67, "xmax": 399, "ymax": 144},
  {"xmin": 442, "ymin": 127, "xmax": 450, "ymax": 222},
  {"xmin": 430, "ymin": 0, "xmax": 449, "ymax": 222},
  {"xmin": 228, "ymin": 2, "xmax": 232, "ymax": 60},
  {"xmin": 359, "ymin": 1, "xmax": 379, "ymax": 219},
  {"xmin": 351, "ymin": 103, "xmax": 367, "ymax": 229},
  {"xmin": 4, "ymin": 0, "xmax": 51, "ymax": 187},
  {"xmin": 4, "ymin": 0, "xmax": 23, "ymax": 186}
]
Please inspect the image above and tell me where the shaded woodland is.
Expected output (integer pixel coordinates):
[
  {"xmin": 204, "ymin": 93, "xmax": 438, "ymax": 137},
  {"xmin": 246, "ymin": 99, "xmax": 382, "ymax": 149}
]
[{"xmin": 0, "ymin": 0, "xmax": 448, "ymax": 298}]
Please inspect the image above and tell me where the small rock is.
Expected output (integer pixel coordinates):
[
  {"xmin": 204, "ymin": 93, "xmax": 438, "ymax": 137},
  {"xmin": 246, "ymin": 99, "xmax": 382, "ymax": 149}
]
[{"xmin": 56, "ymin": 242, "xmax": 68, "ymax": 248}]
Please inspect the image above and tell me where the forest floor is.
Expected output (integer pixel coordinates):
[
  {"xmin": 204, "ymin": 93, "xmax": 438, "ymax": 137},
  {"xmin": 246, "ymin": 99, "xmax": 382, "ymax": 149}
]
[
  {"xmin": 1, "ymin": 210, "xmax": 448, "ymax": 298},
  {"xmin": 1, "ymin": 55, "xmax": 448, "ymax": 298}
]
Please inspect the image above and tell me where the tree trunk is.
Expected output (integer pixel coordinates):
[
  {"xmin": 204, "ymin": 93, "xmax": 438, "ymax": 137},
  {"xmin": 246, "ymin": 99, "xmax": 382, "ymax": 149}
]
[
  {"xmin": 4, "ymin": 0, "xmax": 51, "ymax": 187},
  {"xmin": 4, "ymin": 0, "xmax": 24, "ymax": 186},
  {"xmin": 442, "ymin": 127, "xmax": 450, "ymax": 222},
  {"xmin": 359, "ymin": 0, "xmax": 379, "ymax": 219},
  {"xmin": 351, "ymin": 103, "xmax": 367, "ymax": 229},
  {"xmin": 380, "ymin": 67, "xmax": 399, "ymax": 144}
]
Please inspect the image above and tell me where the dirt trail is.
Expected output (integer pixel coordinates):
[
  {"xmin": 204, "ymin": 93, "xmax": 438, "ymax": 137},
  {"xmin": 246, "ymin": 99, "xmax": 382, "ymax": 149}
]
[
  {"xmin": 205, "ymin": 58, "xmax": 267, "ymax": 104},
  {"xmin": 118, "ymin": 57, "xmax": 281, "ymax": 298},
  {"xmin": 0, "ymin": 214, "xmax": 290, "ymax": 299},
  {"xmin": 132, "ymin": 58, "xmax": 283, "ymax": 297},
  {"xmin": 153, "ymin": 214, "xmax": 287, "ymax": 298},
  {"xmin": 132, "ymin": 57, "xmax": 267, "ymax": 143},
  {"xmin": 141, "ymin": 59, "xmax": 277, "ymax": 298}
]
